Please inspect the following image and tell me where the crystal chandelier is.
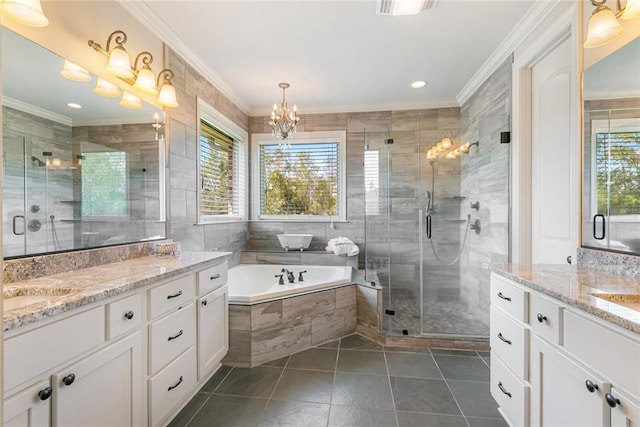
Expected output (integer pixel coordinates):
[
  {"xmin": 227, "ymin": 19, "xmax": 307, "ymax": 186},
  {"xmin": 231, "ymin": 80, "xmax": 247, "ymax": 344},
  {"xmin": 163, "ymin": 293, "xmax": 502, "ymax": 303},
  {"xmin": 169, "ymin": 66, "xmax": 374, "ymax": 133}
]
[{"xmin": 269, "ymin": 82, "xmax": 300, "ymax": 141}]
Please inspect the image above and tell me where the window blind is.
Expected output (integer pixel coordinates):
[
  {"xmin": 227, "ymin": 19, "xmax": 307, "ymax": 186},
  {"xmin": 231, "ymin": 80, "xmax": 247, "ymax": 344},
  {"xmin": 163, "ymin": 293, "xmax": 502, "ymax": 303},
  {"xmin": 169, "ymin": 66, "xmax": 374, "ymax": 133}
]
[
  {"xmin": 595, "ymin": 131, "xmax": 640, "ymax": 215},
  {"xmin": 81, "ymin": 151, "xmax": 127, "ymax": 217},
  {"xmin": 259, "ymin": 142, "xmax": 339, "ymax": 217},
  {"xmin": 200, "ymin": 119, "xmax": 244, "ymax": 217}
]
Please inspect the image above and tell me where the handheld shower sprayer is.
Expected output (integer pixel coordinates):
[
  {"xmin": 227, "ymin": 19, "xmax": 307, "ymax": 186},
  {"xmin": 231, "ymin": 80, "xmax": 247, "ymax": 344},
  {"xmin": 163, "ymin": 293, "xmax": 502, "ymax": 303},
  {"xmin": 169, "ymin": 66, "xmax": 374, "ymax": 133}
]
[{"xmin": 31, "ymin": 156, "xmax": 46, "ymax": 167}]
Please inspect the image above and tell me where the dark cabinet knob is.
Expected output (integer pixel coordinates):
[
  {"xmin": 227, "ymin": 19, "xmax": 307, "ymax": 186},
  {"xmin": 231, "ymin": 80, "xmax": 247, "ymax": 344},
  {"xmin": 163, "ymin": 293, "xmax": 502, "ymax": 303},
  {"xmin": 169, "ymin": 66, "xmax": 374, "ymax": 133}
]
[
  {"xmin": 124, "ymin": 311, "xmax": 135, "ymax": 320},
  {"xmin": 605, "ymin": 393, "xmax": 620, "ymax": 408},
  {"xmin": 536, "ymin": 313, "xmax": 547, "ymax": 323},
  {"xmin": 585, "ymin": 379, "xmax": 598, "ymax": 393},
  {"xmin": 62, "ymin": 374, "xmax": 76, "ymax": 386},
  {"xmin": 38, "ymin": 386, "xmax": 52, "ymax": 400},
  {"xmin": 202, "ymin": 299, "xmax": 208, "ymax": 306}
]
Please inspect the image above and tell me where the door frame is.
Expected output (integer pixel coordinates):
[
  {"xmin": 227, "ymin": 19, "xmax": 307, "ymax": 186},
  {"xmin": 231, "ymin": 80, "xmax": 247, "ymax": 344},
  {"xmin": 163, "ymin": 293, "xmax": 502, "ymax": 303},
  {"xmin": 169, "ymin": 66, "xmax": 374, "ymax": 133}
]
[{"xmin": 511, "ymin": 2, "xmax": 582, "ymax": 263}]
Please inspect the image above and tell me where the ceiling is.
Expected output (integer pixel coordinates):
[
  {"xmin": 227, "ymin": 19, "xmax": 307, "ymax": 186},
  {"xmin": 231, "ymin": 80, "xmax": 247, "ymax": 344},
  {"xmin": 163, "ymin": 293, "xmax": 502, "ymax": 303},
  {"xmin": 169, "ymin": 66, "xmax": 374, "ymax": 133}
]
[{"xmin": 137, "ymin": 0, "xmax": 536, "ymax": 115}]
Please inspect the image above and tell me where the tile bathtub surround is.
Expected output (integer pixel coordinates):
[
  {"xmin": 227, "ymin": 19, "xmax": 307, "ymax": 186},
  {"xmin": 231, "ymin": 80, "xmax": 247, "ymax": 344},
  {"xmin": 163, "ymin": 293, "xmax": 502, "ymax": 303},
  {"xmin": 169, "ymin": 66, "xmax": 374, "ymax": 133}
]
[
  {"xmin": 169, "ymin": 334, "xmax": 505, "ymax": 427},
  {"xmin": 224, "ymin": 285, "xmax": 357, "ymax": 367},
  {"xmin": 488, "ymin": 263, "xmax": 640, "ymax": 334},
  {"xmin": 578, "ymin": 247, "xmax": 640, "ymax": 278},
  {"xmin": 3, "ymin": 241, "xmax": 158, "ymax": 283},
  {"xmin": 240, "ymin": 250, "xmax": 359, "ymax": 269}
]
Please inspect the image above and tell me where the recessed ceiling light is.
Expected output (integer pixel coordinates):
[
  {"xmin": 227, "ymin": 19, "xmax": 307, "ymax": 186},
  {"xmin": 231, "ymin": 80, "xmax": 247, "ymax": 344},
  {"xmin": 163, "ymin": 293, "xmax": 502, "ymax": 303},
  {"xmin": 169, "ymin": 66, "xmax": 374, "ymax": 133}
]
[
  {"xmin": 411, "ymin": 81, "xmax": 427, "ymax": 89},
  {"xmin": 66, "ymin": 102, "xmax": 82, "ymax": 109}
]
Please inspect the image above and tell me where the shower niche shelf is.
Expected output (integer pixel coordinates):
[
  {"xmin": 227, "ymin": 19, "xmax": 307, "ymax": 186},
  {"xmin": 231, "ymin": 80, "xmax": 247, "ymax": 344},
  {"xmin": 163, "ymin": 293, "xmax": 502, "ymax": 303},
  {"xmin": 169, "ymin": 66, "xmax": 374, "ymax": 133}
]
[
  {"xmin": 443, "ymin": 218, "xmax": 469, "ymax": 223},
  {"xmin": 59, "ymin": 219, "xmax": 81, "ymax": 223},
  {"xmin": 59, "ymin": 200, "xmax": 82, "ymax": 205},
  {"xmin": 440, "ymin": 196, "xmax": 467, "ymax": 200}
]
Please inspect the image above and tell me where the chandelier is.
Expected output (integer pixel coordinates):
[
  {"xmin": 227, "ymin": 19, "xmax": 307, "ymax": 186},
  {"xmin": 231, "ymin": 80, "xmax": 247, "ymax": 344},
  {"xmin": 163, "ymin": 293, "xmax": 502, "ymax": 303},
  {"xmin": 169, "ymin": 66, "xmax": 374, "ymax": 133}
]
[{"xmin": 269, "ymin": 82, "xmax": 300, "ymax": 141}]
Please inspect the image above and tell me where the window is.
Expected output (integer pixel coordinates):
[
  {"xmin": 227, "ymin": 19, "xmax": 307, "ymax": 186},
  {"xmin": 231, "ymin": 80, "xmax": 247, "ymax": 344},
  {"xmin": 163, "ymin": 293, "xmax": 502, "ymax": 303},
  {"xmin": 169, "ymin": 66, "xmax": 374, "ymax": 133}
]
[
  {"xmin": 252, "ymin": 131, "xmax": 346, "ymax": 220},
  {"xmin": 364, "ymin": 150, "xmax": 380, "ymax": 215},
  {"xmin": 81, "ymin": 151, "xmax": 127, "ymax": 217},
  {"xmin": 197, "ymin": 98, "xmax": 247, "ymax": 222}
]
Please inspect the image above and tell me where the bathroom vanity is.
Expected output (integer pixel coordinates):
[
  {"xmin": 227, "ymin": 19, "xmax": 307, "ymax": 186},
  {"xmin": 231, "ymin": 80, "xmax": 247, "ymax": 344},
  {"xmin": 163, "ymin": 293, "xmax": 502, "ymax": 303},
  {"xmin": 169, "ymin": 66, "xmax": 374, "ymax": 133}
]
[
  {"xmin": 488, "ymin": 264, "xmax": 640, "ymax": 427},
  {"xmin": 2, "ymin": 251, "xmax": 230, "ymax": 427}
]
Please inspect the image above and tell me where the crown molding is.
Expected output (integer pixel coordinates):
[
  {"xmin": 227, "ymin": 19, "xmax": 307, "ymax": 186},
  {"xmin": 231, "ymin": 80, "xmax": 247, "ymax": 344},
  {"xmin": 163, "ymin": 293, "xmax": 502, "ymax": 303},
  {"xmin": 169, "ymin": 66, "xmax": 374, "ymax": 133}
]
[
  {"xmin": 250, "ymin": 97, "xmax": 459, "ymax": 116},
  {"xmin": 117, "ymin": 0, "xmax": 250, "ymax": 115},
  {"xmin": 3, "ymin": 96, "xmax": 72, "ymax": 126},
  {"xmin": 72, "ymin": 116, "xmax": 155, "ymax": 127},
  {"xmin": 456, "ymin": 0, "xmax": 555, "ymax": 105}
]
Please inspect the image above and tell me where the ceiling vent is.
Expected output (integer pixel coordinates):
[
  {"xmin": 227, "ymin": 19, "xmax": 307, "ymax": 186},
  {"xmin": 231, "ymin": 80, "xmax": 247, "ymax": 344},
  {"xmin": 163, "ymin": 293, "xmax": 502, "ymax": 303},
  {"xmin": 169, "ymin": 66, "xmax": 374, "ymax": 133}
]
[{"xmin": 376, "ymin": 0, "xmax": 439, "ymax": 16}]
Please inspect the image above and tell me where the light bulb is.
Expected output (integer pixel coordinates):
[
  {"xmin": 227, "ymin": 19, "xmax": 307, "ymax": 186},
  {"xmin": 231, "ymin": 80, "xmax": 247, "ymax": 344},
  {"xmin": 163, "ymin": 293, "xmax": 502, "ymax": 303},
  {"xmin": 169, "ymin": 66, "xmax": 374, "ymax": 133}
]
[
  {"xmin": 133, "ymin": 66, "xmax": 158, "ymax": 95},
  {"xmin": 107, "ymin": 46, "xmax": 134, "ymax": 79},
  {"xmin": 584, "ymin": 6, "xmax": 625, "ymax": 48},
  {"xmin": 119, "ymin": 91, "xmax": 143, "ymax": 110},
  {"xmin": 0, "ymin": 0, "xmax": 48, "ymax": 27},
  {"xmin": 60, "ymin": 60, "xmax": 91, "ymax": 82},
  {"xmin": 94, "ymin": 78, "xmax": 120, "ymax": 98}
]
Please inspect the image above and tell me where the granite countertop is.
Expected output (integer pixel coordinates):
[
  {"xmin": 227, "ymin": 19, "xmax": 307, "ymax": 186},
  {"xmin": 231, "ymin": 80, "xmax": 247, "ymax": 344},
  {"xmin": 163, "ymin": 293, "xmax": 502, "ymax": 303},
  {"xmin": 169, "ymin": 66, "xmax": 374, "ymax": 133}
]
[
  {"xmin": 3, "ymin": 251, "xmax": 231, "ymax": 333},
  {"xmin": 488, "ymin": 264, "xmax": 640, "ymax": 335}
]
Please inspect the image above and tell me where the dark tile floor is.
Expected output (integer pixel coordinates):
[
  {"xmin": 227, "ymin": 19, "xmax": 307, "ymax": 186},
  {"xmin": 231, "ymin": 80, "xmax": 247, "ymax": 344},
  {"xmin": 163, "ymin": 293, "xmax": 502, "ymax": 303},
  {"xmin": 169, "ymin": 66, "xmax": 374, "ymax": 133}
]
[{"xmin": 169, "ymin": 334, "xmax": 506, "ymax": 427}]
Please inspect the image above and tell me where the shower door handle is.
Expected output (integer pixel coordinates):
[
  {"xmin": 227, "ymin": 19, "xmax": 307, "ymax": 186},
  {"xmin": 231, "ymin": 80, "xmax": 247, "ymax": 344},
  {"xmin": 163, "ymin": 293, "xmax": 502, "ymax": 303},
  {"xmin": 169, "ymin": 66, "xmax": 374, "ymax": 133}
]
[
  {"xmin": 12, "ymin": 215, "xmax": 25, "ymax": 235},
  {"xmin": 593, "ymin": 214, "xmax": 605, "ymax": 240},
  {"xmin": 426, "ymin": 214, "xmax": 432, "ymax": 239}
]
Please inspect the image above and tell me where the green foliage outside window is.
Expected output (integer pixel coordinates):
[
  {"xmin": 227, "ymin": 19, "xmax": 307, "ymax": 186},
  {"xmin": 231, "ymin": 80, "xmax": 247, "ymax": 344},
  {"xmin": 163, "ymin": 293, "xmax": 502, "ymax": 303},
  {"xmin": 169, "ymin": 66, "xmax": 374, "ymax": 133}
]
[
  {"xmin": 81, "ymin": 151, "xmax": 127, "ymax": 217},
  {"xmin": 596, "ymin": 131, "xmax": 640, "ymax": 215}
]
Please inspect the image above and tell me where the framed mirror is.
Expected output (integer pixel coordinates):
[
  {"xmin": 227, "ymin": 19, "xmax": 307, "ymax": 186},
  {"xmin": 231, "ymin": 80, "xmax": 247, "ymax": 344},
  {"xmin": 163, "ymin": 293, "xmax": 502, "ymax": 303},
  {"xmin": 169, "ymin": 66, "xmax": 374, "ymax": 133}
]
[
  {"xmin": 582, "ymin": 36, "xmax": 640, "ymax": 255},
  {"xmin": 2, "ymin": 27, "xmax": 166, "ymax": 258}
]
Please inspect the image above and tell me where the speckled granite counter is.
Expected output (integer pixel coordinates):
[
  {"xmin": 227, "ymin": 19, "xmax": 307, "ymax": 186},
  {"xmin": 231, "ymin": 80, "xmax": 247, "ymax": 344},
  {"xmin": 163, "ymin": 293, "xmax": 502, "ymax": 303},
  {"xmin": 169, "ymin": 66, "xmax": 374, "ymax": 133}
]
[
  {"xmin": 3, "ymin": 251, "xmax": 231, "ymax": 332},
  {"xmin": 488, "ymin": 264, "xmax": 640, "ymax": 335}
]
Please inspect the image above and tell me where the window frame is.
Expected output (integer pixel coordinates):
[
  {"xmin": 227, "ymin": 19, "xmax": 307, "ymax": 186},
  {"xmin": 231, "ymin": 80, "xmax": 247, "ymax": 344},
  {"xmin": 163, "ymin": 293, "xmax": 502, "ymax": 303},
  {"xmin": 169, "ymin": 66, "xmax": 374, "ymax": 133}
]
[
  {"xmin": 251, "ymin": 130, "xmax": 347, "ymax": 221},
  {"xmin": 196, "ymin": 97, "xmax": 248, "ymax": 224}
]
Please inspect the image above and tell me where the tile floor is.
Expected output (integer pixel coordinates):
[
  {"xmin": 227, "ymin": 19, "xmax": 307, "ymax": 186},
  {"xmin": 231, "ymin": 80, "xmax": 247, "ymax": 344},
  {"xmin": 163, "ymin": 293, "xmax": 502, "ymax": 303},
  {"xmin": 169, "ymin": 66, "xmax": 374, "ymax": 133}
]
[{"xmin": 169, "ymin": 334, "xmax": 505, "ymax": 427}]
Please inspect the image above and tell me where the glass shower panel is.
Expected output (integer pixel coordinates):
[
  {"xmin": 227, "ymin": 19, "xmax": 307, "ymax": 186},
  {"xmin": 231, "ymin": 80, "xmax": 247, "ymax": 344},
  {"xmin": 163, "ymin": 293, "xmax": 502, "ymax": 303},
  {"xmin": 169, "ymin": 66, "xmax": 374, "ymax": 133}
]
[{"xmin": 3, "ymin": 134, "xmax": 28, "ymax": 257}]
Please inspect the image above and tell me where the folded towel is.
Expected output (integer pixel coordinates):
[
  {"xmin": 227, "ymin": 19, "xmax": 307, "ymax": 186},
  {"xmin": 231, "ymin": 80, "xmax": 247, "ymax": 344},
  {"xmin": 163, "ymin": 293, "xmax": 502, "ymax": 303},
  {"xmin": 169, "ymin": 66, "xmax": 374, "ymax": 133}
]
[{"xmin": 326, "ymin": 236, "xmax": 360, "ymax": 257}]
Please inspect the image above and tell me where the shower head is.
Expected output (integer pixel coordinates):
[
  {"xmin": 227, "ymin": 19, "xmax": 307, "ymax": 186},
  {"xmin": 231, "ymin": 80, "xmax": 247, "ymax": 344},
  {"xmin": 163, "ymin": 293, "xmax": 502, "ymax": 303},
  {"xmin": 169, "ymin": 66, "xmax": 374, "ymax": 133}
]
[{"xmin": 31, "ymin": 156, "xmax": 46, "ymax": 167}]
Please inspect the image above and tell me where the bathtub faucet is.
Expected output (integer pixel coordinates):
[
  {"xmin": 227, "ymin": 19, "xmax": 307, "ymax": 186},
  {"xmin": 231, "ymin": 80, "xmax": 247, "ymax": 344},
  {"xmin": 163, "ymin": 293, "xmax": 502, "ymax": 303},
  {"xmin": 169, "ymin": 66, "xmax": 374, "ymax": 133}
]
[
  {"xmin": 281, "ymin": 268, "xmax": 296, "ymax": 283},
  {"xmin": 298, "ymin": 270, "xmax": 307, "ymax": 282},
  {"xmin": 274, "ymin": 274, "xmax": 285, "ymax": 285}
]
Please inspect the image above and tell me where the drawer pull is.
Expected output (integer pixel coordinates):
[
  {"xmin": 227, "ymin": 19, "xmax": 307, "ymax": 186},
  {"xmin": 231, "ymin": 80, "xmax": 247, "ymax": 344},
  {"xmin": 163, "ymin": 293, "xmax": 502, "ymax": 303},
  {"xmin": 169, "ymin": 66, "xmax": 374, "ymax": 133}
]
[
  {"xmin": 202, "ymin": 299, "xmax": 208, "ymax": 306},
  {"xmin": 536, "ymin": 313, "xmax": 547, "ymax": 323},
  {"xmin": 497, "ymin": 292, "xmax": 511, "ymax": 302},
  {"xmin": 498, "ymin": 382, "xmax": 512, "ymax": 398},
  {"xmin": 168, "ymin": 376, "xmax": 183, "ymax": 392},
  {"xmin": 62, "ymin": 374, "xmax": 76, "ymax": 386},
  {"xmin": 124, "ymin": 310, "xmax": 135, "ymax": 320},
  {"xmin": 210, "ymin": 274, "xmax": 221, "ymax": 280},
  {"xmin": 167, "ymin": 290, "xmax": 183, "ymax": 300},
  {"xmin": 605, "ymin": 393, "xmax": 620, "ymax": 408},
  {"xmin": 585, "ymin": 380, "xmax": 599, "ymax": 393},
  {"xmin": 168, "ymin": 329, "xmax": 184, "ymax": 341},
  {"xmin": 497, "ymin": 332, "xmax": 512, "ymax": 345},
  {"xmin": 38, "ymin": 387, "xmax": 52, "ymax": 401}
]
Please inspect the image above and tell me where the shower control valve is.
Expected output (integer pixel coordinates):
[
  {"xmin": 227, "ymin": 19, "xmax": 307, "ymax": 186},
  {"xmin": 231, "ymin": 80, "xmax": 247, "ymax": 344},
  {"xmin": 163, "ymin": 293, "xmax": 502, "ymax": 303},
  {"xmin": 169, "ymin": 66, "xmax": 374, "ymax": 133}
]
[{"xmin": 470, "ymin": 201, "xmax": 480, "ymax": 211}]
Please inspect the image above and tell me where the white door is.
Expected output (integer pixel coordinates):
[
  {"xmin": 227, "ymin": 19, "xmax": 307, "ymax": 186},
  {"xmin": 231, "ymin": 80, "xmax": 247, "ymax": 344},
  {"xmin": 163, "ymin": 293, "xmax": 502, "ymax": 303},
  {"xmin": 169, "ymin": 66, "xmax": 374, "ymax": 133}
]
[
  {"xmin": 531, "ymin": 37, "xmax": 577, "ymax": 264},
  {"xmin": 197, "ymin": 285, "xmax": 229, "ymax": 379}
]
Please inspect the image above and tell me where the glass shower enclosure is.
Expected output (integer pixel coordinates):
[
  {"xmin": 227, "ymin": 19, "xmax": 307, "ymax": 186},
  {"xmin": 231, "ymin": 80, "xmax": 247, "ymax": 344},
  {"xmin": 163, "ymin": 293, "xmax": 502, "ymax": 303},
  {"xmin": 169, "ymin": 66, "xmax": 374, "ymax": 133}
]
[{"xmin": 364, "ymin": 111, "xmax": 510, "ymax": 339}]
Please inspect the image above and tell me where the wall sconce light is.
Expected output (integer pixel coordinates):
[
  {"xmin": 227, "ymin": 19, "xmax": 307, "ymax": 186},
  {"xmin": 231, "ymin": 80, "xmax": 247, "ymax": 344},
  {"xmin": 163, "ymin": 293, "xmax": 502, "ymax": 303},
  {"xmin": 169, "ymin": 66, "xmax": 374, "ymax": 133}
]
[
  {"xmin": 584, "ymin": 0, "xmax": 640, "ymax": 48},
  {"xmin": 152, "ymin": 113, "xmax": 165, "ymax": 142},
  {"xmin": 0, "ymin": 0, "xmax": 48, "ymax": 27},
  {"xmin": 119, "ymin": 91, "xmax": 143, "ymax": 110},
  {"xmin": 94, "ymin": 78, "xmax": 120, "ymax": 98},
  {"xmin": 88, "ymin": 30, "xmax": 179, "ymax": 108},
  {"xmin": 60, "ymin": 60, "xmax": 92, "ymax": 82}
]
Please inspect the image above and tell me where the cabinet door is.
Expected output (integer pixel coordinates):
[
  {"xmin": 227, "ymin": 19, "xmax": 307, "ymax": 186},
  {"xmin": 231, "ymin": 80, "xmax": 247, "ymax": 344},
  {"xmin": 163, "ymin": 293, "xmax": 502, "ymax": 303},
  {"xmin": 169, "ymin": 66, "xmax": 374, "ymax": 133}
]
[
  {"xmin": 609, "ymin": 386, "xmax": 640, "ymax": 427},
  {"xmin": 197, "ymin": 285, "xmax": 229, "ymax": 379},
  {"xmin": 530, "ymin": 336, "xmax": 609, "ymax": 427},
  {"xmin": 52, "ymin": 332, "xmax": 142, "ymax": 427},
  {"xmin": 4, "ymin": 380, "xmax": 51, "ymax": 427}
]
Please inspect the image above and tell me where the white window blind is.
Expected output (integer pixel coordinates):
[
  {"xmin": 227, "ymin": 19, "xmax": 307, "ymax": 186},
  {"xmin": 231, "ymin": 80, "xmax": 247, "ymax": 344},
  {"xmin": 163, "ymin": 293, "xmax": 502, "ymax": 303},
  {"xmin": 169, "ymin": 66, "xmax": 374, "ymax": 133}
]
[
  {"xmin": 364, "ymin": 150, "xmax": 380, "ymax": 216},
  {"xmin": 259, "ymin": 142, "xmax": 339, "ymax": 217},
  {"xmin": 81, "ymin": 151, "xmax": 127, "ymax": 217},
  {"xmin": 199, "ymin": 119, "xmax": 244, "ymax": 217}
]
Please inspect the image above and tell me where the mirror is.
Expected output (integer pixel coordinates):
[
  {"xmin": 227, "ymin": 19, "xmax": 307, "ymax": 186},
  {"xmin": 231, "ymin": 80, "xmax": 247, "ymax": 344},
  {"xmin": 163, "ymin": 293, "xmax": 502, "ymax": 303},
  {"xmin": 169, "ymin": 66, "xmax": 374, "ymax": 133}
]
[
  {"xmin": 582, "ymin": 36, "xmax": 640, "ymax": 255},
  {"xmin": 2, "ymin": 27, "xmax": 166, "ymax": 258}
]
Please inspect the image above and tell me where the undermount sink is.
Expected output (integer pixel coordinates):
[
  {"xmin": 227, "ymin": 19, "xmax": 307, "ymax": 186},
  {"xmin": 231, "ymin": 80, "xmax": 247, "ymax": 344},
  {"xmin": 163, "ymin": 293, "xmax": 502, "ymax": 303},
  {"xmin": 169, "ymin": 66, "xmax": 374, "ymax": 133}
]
[
  {"xmin": 4, "ymin": 295, "xmax": 54, "ymax": 312},
  {"xmin": 277, "ymin": 234, "xmax": 313, "ymax": 251},
  {"xmin": 589, "ymin": 293, "xmax": 640, "ymax": 311}
]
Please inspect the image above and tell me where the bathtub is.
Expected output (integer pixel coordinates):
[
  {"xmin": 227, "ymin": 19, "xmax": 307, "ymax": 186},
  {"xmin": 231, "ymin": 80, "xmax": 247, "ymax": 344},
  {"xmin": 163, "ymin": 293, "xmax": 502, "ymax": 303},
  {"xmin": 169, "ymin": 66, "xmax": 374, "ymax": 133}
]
[{"xmin": 227, "ymin": 264, "xmax": 353, "ymax": 304}]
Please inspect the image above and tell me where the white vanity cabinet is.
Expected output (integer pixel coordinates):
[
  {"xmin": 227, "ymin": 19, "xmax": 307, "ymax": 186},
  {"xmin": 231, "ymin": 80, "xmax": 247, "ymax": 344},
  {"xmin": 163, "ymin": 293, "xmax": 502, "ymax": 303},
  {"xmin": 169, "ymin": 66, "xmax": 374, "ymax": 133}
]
[
  {"xmin": 197, "ymin": 284, "xmax": 229, "ymax": 379},
  {"xmin": 490, "ymin": 273, "xmax": 640, "ymax": 427},
  {"xmin": 4, "ymin": 380, "xmax": 51, "ymax": 427}
]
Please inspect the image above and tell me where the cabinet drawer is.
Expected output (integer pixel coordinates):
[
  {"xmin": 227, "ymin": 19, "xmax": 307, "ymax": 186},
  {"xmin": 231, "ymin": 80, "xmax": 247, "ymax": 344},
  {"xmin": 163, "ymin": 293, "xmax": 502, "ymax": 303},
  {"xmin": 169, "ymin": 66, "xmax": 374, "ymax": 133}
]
[
  {"xmin": 490, "ymin": 274, "xmax": 529, "ymax": 323},
  {"xmin": 529, "ymin": 293, "xmax": 563, "ymax": 344},
  {"xmin": 490, "ymin": 306, "xmax": 529, "ymax": 381},
  {"xmin": 149, "ymin": 347, "xmax": 197, "ymax": 427},
  {"xmin": 564, "ymin": 309, "xmax": 640, "ymax": 398},
  {"xmin": 610, "ymin": 387, "xmax": 640, "ymax": 426},
  {"xmin": 148, "ymin": 275, "xmax": 194, "ymax": 319},
  {"xmin": 149, "ymin": 304, "xmax": 195, "ymax": 374},
  {"xmin": 106, "ymin": 293, "xmax": 142, "ymax": 340},
  {"xmin": 4, "ymin": 306, "xmax": 105, "ymax": 393},
  {"xmin": 197, "ymin": 261, "xmax": 228, "ymax": 296},
  {"xmin": 491, "ymin": 356, "xmax": 529, "ymax": 427}
]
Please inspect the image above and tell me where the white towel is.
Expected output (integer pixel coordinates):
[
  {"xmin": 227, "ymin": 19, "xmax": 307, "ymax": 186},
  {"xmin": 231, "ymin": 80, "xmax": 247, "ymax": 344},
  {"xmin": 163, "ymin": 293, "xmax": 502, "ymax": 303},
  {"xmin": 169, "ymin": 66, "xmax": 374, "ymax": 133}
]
[{"xmin": 326, "ymin": 236, "xmax": 360, "ymax": 257}]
